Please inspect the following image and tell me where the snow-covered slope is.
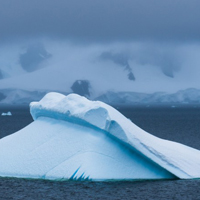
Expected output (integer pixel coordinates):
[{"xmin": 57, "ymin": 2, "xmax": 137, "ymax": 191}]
[
  {"xmin": 0, "ymin": 42, "xmax": 200, "ymax": 98},
  {"xmin": 0, "ymin": 93, "xmax": 200, "ymax": 180}
]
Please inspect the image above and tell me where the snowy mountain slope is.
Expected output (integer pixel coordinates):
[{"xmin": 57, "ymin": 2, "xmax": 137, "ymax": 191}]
[{"xmin": 0, "ymin": 42, "xmax": 200, "ymax": 99}]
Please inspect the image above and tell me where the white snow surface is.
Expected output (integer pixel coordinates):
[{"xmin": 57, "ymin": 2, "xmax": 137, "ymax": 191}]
[{"xmin": 0, "ymin": 92, "xmax": 200, "ymax": 180}]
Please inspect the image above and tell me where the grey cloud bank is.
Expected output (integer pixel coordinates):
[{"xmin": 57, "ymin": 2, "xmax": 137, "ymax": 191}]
[{"xmin": 0, "ymin": 0, "xmax": 200, "ymax": 43}]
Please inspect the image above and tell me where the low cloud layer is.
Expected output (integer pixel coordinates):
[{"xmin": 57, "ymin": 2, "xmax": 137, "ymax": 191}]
[
  {"xmin": 0, "ymin": 40, "xmax": 200, "ymax": 94},
  {"xmin": 0, "ymin": 0, "xmax": 200, "ymax": 43}
]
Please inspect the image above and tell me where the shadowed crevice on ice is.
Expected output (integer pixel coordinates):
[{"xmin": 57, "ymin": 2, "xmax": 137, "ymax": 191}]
[{"xmin": 0, "ymin": 92, "xmax": 200, "ymax": 181}]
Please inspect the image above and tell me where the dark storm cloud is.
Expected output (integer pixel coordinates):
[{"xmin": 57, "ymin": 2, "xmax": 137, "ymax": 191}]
[{"xmin": 0, "ymin": 0, "xmax": 200, "ymax": 43}]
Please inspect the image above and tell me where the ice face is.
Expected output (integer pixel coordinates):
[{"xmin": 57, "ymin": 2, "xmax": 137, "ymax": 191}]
[
  {"xmin": 0, "ymin": 92, "xmax": 200, "ymax": 180},
  {"xmin": 0, "ymin": 117, "xmax": 175, "ymax": 180}
]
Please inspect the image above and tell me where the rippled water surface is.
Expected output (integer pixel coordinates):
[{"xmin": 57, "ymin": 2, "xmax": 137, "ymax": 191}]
[{"xmin": 0, "ymin": 106, "xmax": 200, "ymax": 200}]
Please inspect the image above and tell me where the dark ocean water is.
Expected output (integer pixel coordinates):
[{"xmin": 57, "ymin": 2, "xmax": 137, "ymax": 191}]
[{"xmin": 0, "ymin": 106, "xmax": 200, "ymax": 200}]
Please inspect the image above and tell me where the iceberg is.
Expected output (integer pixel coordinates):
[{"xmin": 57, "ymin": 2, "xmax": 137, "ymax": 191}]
[
  {"xmin": 0, "ymin": 92, "xmax": 200, "ymax": 181},
  {"xmin": 1, "ymin": 111, "xmax": 12, "ymax": 116}
]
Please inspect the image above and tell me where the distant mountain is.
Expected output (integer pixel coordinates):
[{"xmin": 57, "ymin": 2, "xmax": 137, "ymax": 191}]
[
  {"xmin": 19, "ymin": 43, "xmax": 51, "ymax": 72},
  {"xmin": 1, "ymin": 88, "xmax": 200, "ymax": 106},
  {"xmin": 96, "ymin": 88, "xmax": 200, "ymax": 106},
  {"xmin": 0, "ymin": 89, "xmax": 49, "ymax": 105}
]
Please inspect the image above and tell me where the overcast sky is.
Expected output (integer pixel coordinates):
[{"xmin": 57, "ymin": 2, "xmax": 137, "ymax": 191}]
[{"xmin": 0, "ymin": 0, "xmax": 200, "ymax": 43}]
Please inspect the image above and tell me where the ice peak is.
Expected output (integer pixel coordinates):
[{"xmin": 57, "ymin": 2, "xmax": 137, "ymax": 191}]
[
  {"xmin": 27, "ymin": 92, "xmax": 200, "ymax": 180},
  {"xmin": 30, "ymin": 92, "xmax": 112, "ymax": 130}
]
